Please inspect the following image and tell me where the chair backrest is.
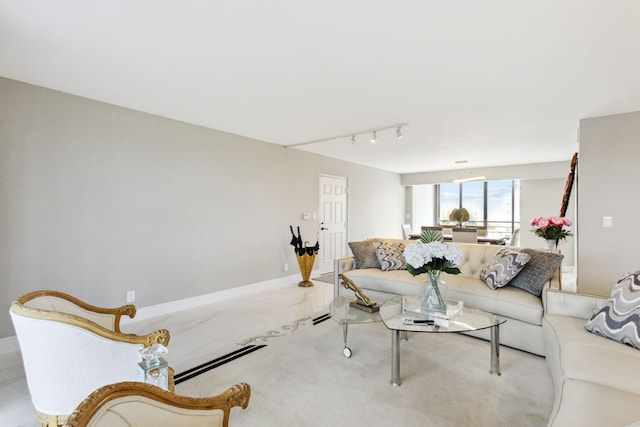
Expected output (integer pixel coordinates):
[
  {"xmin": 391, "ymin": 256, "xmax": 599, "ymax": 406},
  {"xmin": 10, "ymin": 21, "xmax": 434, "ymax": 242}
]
[
  {"xmin": 420, "ymin": 226, "xmax": 443, "ymax": 233},
  {"xmin": 509, "ymin": 229, "xmax": 520, "ymax": 246},
  {"xmin": 401, "ymin": 224, "xmax": 412, "ymax": 239},
  {"xmin": 452, "ymin": 228, "xmax": 478, "ymax": 243},
  {"xmin": 67, "ymin": 381, "xmax": 251, "ymax": 427}
]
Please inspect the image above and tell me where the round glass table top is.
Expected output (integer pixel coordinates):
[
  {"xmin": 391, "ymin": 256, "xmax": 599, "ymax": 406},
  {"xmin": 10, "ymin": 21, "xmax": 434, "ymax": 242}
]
[
  {"xmin": 328, "ymin": 296, "xmax": 381, "ymax": 325},
  {"xmin": 380, "ymin": 295, "xmax": 506, "ymax": 333}
]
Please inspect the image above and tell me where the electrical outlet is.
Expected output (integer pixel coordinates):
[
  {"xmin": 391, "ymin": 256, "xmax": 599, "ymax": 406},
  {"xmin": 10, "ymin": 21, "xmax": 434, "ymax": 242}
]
[
  {"xmin": 284, "ymin": 263, "xmax": 289, "ymax": 272},
  {"xmin": 126, "ymin": 291, "xmax": 135, "ymax": 303}
]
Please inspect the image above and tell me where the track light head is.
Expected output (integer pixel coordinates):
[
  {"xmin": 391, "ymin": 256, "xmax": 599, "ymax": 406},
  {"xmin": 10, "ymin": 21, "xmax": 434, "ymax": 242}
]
[
  {"xmin": 371, "ymin": 131, "xmax": 377, "ymax": 144},
  {"xmin": 396, "ymin": 126, "xmax": 403, "ymax": 140},
  {"xmin": 351, "ymin": 135, "xmax": 356, "ymax": 145}
]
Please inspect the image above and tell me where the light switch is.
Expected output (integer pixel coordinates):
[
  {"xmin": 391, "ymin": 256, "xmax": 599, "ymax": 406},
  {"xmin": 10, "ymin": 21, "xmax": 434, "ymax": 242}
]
[
  {"xmin": 302, "ymin": 213, "xmax": 310, "ymax": 221},
  {"xmin": 602, "ymin": 216, "xmax": 613, "ymax": 228}
]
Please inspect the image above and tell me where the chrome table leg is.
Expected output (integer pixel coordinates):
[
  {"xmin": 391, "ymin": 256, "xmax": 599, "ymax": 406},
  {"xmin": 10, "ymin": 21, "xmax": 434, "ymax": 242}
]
[
  {"xmin": 490, "ymin": 324, "xmax": 501, "ymax": 375},
  {"xmin": 390, "ymin": 330, "xmax": 402, "ymax": 386},
  {"xmin": 342, "ymin": 323, "xmax": 352, "ymax": 358}
]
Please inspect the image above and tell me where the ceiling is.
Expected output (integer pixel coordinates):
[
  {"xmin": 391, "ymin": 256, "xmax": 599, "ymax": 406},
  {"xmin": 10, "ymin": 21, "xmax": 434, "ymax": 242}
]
[{"xmin": 1, "ymin": 1, "xmax": 639, "ymax": 174}]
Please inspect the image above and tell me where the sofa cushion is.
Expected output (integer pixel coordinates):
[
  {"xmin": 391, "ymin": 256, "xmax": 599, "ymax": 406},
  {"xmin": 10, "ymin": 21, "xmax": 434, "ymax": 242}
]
[
  {"xmin": 445, "ymin": 274, "xmax": 544, "ymax": 326},
  {"xmin": 544, "ymin": 314, "xmax": 640, "ymax": 395},
  {"xmin": 348, "ymin": 240, "xmax": 381, "ymax": 269},
  {"xmin": 508, "ymin": 249, "xmax": 563, "ymax": 296},
  {"xmin": 479, "ymin": 248, "xmax": 531, "ymax": 289},
  {"xmin": 341, "ymin": 268, "xmax": 425, "ymax": 296},
  {"xmin": 455, "ymin": 243, "xmax": 502, "ymax": 277},
  {"xmin": 375, "ymin": 242, "xmax": 407, "ymax": 271},
  {"xmin": 547, "ymin": 379, "xmax": 640, "ymax": 427},
  {"xmin": 584, "ymin": 271, "xmax": 640, "ymax": 350}
]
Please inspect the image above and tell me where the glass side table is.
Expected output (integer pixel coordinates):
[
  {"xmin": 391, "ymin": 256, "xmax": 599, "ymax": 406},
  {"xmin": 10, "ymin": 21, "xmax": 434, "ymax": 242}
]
[{"xmin": 328, "ymin": 296, "xmax": 381, "ymax": 358}]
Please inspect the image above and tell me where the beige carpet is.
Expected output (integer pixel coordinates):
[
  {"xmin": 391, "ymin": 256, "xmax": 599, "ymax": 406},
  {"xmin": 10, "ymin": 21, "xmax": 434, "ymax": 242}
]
[{"xmin": 176, "ymin": 317, "xmax": 553, "ymax": 426}]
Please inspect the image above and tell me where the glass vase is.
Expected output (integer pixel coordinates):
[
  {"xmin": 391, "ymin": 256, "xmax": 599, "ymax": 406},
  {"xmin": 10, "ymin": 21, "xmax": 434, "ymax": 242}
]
[
  {"xmin": 422, "ymin": 272, "xmax": 447, "ymax": 314},
  {"xmin": 545, "ymin": 239, "xmax": 557, "ymax": 250}
]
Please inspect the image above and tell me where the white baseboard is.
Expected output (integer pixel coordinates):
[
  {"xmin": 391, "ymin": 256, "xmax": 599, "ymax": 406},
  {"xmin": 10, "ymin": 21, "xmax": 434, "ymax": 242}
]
[
  {"xmin": 121, "ymin": 274, "xmax": 301, "ymax": 325},
  {"xmin": 3, "ymin": 274, "xmax": 301, "ymax": 354}
]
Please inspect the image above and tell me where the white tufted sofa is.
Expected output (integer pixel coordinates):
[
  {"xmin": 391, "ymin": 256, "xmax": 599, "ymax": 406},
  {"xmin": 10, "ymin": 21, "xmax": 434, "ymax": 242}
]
[
  {"xmin": 543, "ymin": 289, "xmax": 640, "ymax": 426},
  {"xmin": 334, "ymin": 239, "xmax": 561, "ymax": 356}
]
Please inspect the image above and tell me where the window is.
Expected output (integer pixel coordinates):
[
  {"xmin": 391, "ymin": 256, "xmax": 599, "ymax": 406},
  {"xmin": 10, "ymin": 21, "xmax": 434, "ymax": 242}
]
[{"xmin": 435, "ymin": 180, "xmax": 520, "ymax": 236}]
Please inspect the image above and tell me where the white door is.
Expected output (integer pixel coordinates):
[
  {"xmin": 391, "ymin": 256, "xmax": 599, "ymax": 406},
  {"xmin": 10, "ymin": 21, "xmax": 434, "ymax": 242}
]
[{"xmin": 318, "ymin": 174, "xmax": 348, "ymax": 273}]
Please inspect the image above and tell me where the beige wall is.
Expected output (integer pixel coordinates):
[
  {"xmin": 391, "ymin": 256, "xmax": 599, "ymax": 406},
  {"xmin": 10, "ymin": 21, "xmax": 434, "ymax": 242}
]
[
  {"xmin": 520, "ymin": 178, "xmax": 575, "ymax": 265},
  {"xmin": 577, "ymin": 111, "xmax": 640, "ymax": 296},
  {"xmin": 0, "ymin": 77, "xmax": 404, "ymax": 338}
]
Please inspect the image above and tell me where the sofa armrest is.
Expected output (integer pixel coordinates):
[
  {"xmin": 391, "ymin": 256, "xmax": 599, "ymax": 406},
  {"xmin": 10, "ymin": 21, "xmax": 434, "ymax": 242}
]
[
  {"xmin": 334, "ymin": 257, "xmax": 355, "ymax": 297},
  {"xmin": 545, "ymin": 289, "xmax": 607, "ymax": 319}
]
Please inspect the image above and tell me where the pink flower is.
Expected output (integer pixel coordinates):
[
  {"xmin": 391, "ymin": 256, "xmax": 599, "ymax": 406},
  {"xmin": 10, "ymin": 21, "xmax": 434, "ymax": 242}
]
[
  {"xmin": 550, "ymin": 216, "xmax": 564, "ymax": 226},
  {"xmin": 530, "ymin": 217, "xmax": 541, "ymax": 226},
  {"xmin": 563, "ymin": 218, "xmax": 572, "ymax": 226},
  {"xmin": 537, "ymin": 218, "xmax": 550, "ymax": 228}
]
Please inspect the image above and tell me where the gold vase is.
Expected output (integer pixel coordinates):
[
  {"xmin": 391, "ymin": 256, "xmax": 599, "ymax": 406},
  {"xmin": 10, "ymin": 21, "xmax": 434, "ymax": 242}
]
[{"xmin": 296, "ymin": 252, "xmax": 316, "ymax": 287}]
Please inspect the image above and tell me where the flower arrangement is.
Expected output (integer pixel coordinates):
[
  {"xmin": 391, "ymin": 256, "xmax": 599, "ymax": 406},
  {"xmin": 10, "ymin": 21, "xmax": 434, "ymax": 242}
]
[
  {"xmin": 403, "ymin": 240, "xmax": 463, "ymax": 277},
  {"xmin": 530, "ymin": 216, "xmax": 573, "ymax": 241}
]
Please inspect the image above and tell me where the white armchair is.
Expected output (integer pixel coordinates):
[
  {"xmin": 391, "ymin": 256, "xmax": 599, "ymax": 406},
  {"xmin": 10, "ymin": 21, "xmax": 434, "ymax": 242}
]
[
  {"xmin": 67, "ymin": 381, "xmax": 251, "ymax": 427},
  {"xmin": 10, "ymin": 290, "xmax": 173, "ymax": 426}
]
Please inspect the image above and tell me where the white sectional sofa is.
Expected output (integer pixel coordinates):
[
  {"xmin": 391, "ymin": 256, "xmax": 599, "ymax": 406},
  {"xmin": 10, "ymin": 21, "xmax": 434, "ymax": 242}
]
[
  {"xmin": 543, "ymin": 289, "xmax": 640, "ymax": 426},
  {"xmin": 334, "ymin": 239, "xmax": 562, "ymax": 356}
]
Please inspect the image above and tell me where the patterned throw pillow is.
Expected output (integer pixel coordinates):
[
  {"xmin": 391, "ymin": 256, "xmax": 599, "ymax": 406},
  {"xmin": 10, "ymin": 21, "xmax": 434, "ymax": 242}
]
[
  {"xmin": 375, "ymin": 242, "xmax": 407, "ymax": 271},
  {"xmin": 508, "ymin": 249, "xmax": 563, "ymax": 297},
  {"xmin": 348, "ymin": 240, "xmax": 382, "ymax": 269},
  {"xmin": 584, "ymin": 272, "xmax": 640, "ymax": 349},
  {"xmin": 479, "ymin": 248, "xmax": 531, "ymax": 290}
]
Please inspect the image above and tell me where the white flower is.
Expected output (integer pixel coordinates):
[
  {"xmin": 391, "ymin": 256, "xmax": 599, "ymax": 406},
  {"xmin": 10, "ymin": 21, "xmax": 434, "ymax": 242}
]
[{"xmin": 403, "ymin": 242, "xmax": 463, "ymax": 270}]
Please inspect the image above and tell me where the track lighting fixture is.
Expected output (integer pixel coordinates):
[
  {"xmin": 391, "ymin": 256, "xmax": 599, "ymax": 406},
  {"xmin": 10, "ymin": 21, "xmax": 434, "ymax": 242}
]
[{"xmin": 285, "ymin": 122, "xmax": 408, "ymax": 148}]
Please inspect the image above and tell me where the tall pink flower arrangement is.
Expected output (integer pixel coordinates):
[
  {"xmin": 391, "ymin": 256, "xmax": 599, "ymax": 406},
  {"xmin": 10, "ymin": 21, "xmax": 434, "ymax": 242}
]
[{"xmin": 530, "ymin": 216, "xmax": 573, "ymax": 241}]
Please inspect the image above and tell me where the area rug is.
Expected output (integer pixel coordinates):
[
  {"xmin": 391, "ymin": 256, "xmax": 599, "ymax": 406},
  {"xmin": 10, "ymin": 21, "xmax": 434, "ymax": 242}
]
[
  {"xmin": 312, "ymin": 271, "xmax": 334, "ymax": 284},
  {"xmin": 175, "ymin": 317, "xmax": 553, "ymax": 426}
]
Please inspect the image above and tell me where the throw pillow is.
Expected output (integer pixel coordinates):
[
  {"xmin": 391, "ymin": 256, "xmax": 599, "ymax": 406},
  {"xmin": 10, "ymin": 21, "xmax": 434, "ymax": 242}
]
[
  {"xmin": 479, "ymin": 248, "xmax": 531, "ymax": 290},
  {"xmin": 375, "ymin": 242, "xmax": 407, "ymax": 271},
  {"xmin": 507, "ymin": 249, "xmax": 563, "ymax": 296},
  {"xmin": 348, "ymin": 240, "xmax": 381, "ymax": 269},
  {"xmin": 584, "ymin": 272, "xmax": 640, "ymax": 350}
]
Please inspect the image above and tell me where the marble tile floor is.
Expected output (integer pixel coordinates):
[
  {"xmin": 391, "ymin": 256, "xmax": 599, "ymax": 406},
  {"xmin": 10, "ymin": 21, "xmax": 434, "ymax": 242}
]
[
  {"xmin": 0, "ymin": 277, "xmax": 335, "ymax": 427},
  {"xmin": 0, "ymin": 268, "xmax": 576, "ymax": 427}
]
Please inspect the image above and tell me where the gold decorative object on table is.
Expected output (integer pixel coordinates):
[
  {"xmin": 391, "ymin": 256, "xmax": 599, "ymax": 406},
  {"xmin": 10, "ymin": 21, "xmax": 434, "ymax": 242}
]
[
  {"xmin": 339, "ymin": 274, "xmax": 379, "ymax": 313},
  {"xmin": 289, "ymin": 226, "xmax": 319, "ymax": 287}
]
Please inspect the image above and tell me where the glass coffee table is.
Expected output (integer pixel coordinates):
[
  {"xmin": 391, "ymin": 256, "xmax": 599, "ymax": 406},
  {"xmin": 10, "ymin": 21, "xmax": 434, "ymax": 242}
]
[
  {"xmin": 328, "ymin": 296, "xmax": 381, "ymax": 358},
  {"xmin": 380, "ymin": 295, "xmax": 506, "ymax": 386}
]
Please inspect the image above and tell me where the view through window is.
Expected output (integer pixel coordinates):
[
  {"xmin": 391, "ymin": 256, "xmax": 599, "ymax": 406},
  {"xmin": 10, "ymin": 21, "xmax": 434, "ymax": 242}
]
[{"xmin": 436, "ymin": 180, "xmax": 520, "ymax": 236}]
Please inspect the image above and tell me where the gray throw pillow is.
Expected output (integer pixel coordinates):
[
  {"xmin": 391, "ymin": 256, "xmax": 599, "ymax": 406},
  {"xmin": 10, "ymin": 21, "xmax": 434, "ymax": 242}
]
[
  {"xmin": 375, "ymin": 242, "xmax": 407, "ymax": 271},
  {"xmin": 507, "ymin": 249, "xmax": 563, "ymax": 296},
  {"xmin": 480, "ymin": 248, "xmax": 531, "ymax": 290},
  {"xmin": 348, "ymin": 240, "xmax": 381, "ymax": 269},
  {"xmin": 584, "ymin": 272, "xmax": 640, "ymax": 350}
]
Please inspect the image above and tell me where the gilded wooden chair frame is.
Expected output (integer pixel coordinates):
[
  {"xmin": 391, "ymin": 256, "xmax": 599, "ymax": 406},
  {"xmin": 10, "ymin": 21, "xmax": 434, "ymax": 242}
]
[
  {"xmin": 12, "ymin": 290, "xmax": 170, "ymax": 347},
  {"xmin": 67, "ymin": 381, "xmax": 251, "ymax": 427}
]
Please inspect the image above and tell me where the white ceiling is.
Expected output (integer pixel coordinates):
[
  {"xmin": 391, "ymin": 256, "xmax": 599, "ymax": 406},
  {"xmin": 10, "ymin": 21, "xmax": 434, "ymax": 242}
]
[{"xmin": 1, "ymin": 1, "xmax": 639, "ymax": 174}]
